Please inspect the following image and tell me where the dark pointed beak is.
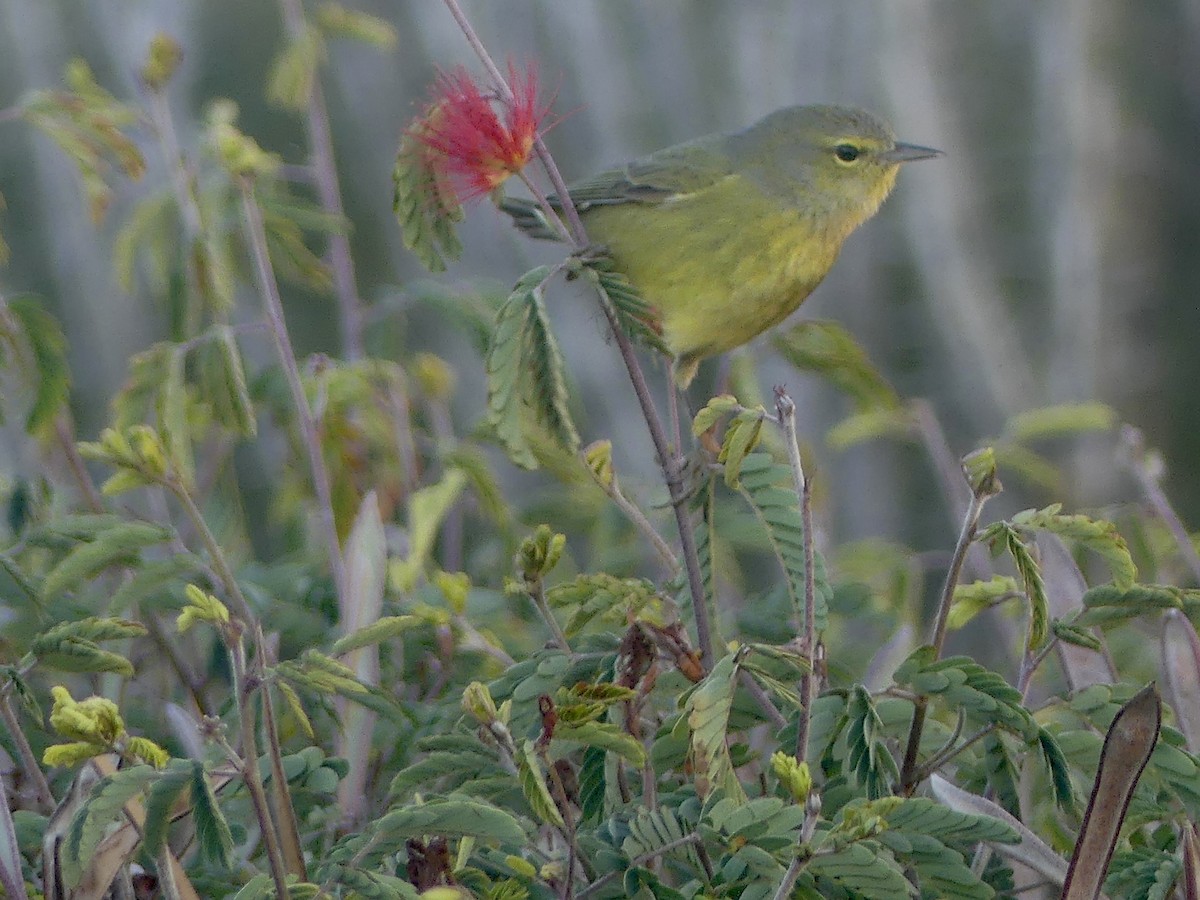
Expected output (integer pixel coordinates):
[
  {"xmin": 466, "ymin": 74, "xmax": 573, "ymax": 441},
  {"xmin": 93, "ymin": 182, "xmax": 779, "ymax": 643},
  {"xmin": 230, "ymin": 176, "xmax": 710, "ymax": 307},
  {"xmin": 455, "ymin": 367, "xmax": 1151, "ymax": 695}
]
[{"xmin": 883, "ymin": 142, "xmax": 944, "ymax": 163}]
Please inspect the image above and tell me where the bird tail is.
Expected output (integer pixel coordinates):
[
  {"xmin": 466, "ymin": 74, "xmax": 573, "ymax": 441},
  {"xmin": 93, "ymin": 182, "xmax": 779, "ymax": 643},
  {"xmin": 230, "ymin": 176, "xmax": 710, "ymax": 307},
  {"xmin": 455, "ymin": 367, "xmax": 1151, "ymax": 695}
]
[{"xmin": 497, "ymin": 195, "xmax": 563, "ymax": 241}]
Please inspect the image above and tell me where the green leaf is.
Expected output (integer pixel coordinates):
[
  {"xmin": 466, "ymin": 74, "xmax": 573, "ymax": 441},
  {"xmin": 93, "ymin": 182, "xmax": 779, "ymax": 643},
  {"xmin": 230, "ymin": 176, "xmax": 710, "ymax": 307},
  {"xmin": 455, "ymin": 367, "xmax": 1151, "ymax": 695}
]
[
  {"xmin": 684, "ymin": 653, "xmax": 744, "ymax": 802},
  {"xmin": 142, "ymin": 759, "xmax": 193, "ymax": 857},
  {"xmin": 1036, "ymin": 727, "xmax": 1075, "ymax": 811},
  {"xmin": 948, "ymin": 576, "xmax": 1020, "ymax": 631},
  {"xmin": 388, "ymin": 745, "xmax": 507, "ymax": 800},
  {"xmin": 622, "ymin": 806, "xmax": 698, "ymax": 867},
  {"xmin": 736, "ymin": 453, "xmax": 832, "ymax": 633},
  {"xmin": 197, "ymin": 325, "xmax": 257, "ymax": 437},
  {"xmin": 484, "ymin": 268, "xmax": 548, "ymax": 470},
  {"xmin": 553, "ymin": 721, "xmax": 646, "ymax": 766},
  {"xmin": 772, "ymin": 320, "xmax": 899, "ymax": 411},
  {"xmin": 3, "ymin": 297, "xmax": 71, "ymax": 436},
  {"xmin": 547, "ymin": 573, "xmax": 660, "ymax": 636},
  {"xmin": 979, "ymin": 522, "xmax": 1048, "ymax": 651},
  {"xmin": 106, "ymin": 553, "xmax": 204, "ymax": 614},
  {"xmin": 980, "ymin": 732, "xmax": 1020, "ymax": 817},
  {"xmin": 389, "ymin": 468, "xmax": 467, "ymax": 591},
  {"xmin": 807, "ymin": 840, "xmax": 915, "ymax": 899},
  {"xmin": 826, "ymin": 406, "xmax": 916, "ymax": 450},
  {"xmin": 32, "ymin": 618, "xmax": 146, "ymax": 676},
  {"xmin": 1011, "ymin": 505, "xmax": 1136, "ymax": 590},
  {"xmin": 577, "ymin": 254, "xmax": 668, "ymax": 353},
  {"xmin": 516, "ymin": 740, "xmax": 564, "ymax": 829},
  {"xmin": 393, "ymin": 124, "xmax": 463, "ymax": 272},
  {"xmin": 192, "ymin": 758, "xmax": 234, "ymax": 867},
  {"xmin": 521, "ymin": 274, "xmax": 580, "ymax": 458},
  {"xmin": 33, "ymin": 616, "xmax": 147, "ymax": 650},
  {"xmin": 719, "ymin": 407, "xmax": 766, "ymax": 488},
  {"xmin": 1078, "ymin": 583, "xmax": 1193, "ymax": 626},
  {"xmin": 691, "ymin": 394, "xmax": 741, "ymax": 437},
  {"xmin": 331, "ymin": 615, "xmax": 421, "ymax": 655},
  {"xmin": 159, "ymin": 344, "xmax": 194, "ymax": 485},
  {"xmin": 267, "ymin": 24, "xmax": 325, "ymax": 111},
  {"xmin": 1005, "ymin": 402, "xmax": 1117, "ymax": 443},
  {"xmin": 578, "ymin": 746, "xmax": 606, "ymax": 823},
  {"xmin": 895, "ymin": 649, "xmax": 1036, "ymax": 741},
  {"xmin": 1104, "ymin": 848, "xmax": 1181, "ymax": 900},
  {"xmin": 20, "ymin": 60, "xmax": 144, "ymax": 221},
  {"xmin": 371, "ymin": 796, "xmax": 527, "ymax": 844},
  {"xmin": 846, "ymin": 686, "xmax": 900, "ymax": 799},
  {"xmin": 315, "ymin": 3, "xmax": 397, "ymax": 47},
  {"xmin": 1051, "ymin": 619, "xmax": 1103, "ymax": 651},
  {"xmin": 63, "ymin": 765, "xmax": 159, "ymax": 889},
  {"xmin": 39, "ymin": 521, "xmax": 171, "ymax": 601}
]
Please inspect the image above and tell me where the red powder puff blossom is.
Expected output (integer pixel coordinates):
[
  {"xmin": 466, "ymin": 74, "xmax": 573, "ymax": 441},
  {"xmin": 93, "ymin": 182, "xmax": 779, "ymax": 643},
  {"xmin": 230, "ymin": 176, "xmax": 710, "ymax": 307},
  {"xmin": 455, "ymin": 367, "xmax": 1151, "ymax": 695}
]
[{"xmin": 414, "ymin": 62, "xmax": 550, "ymax": 203}]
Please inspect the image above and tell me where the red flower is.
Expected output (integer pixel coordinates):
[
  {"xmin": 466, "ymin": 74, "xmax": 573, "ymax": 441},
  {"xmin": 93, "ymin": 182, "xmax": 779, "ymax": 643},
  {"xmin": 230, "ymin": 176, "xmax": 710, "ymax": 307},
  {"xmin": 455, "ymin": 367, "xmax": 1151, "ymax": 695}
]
[{"xmin": 414, "ymin": 62, "xmax": 549, "ymax": 203}]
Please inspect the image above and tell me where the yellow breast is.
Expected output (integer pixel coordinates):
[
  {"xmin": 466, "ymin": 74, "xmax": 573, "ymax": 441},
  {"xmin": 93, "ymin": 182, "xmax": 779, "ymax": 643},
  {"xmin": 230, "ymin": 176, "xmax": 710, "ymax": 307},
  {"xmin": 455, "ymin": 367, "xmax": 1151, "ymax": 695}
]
[{"xmin": 582, "ymin": 175, "xmax": 845, "ymax": 370}]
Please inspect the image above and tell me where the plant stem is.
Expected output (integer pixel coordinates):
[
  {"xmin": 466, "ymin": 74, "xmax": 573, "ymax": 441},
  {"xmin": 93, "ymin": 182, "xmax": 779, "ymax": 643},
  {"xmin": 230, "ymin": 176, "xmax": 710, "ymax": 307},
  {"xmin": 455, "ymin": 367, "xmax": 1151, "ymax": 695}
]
[
  {"xmin": 238, "ymin": 179, "xmax": 348, "ymax": 609},
  {"xmin": 776, "ymin": 390, "xmax": 817, "ymax": 763},
  {"xmin": 901, "ymin": 491, "xmax": 988, "ymax": 792},
  {"xmin": 594, "ymin": 477, "xmax": 679, "ymax": 573},
  {"xmin": 229, "ymin": 640, "xmax": 291, "ymax": 900},
  {"xmin": 171, "ymin": 478, "xmax": 256, "ymax": 624},
  {"xmin": 916, "ymin": 723, "xmax": 995, "ymax": 782},
  {"xmin": 529, "ymin": 577, "xmax": 572, "ymax": 655},
  {"xmin": 257, "ymin": 630, "xmax": 307, "ymax": 880},
  {"xmin": 276, "ymin": 0, "xmax": 365, "ymax": 359},
  {"xmin": 0, "ymin": 772, "xmax": 30, "ymax": 900},
  {"xmin": 0, "ymin": 692, "xmax": 55, "ymax": 813},
  {"xmin": 439, "ymin": 0, "xmax": 714, "ymax": 669}
]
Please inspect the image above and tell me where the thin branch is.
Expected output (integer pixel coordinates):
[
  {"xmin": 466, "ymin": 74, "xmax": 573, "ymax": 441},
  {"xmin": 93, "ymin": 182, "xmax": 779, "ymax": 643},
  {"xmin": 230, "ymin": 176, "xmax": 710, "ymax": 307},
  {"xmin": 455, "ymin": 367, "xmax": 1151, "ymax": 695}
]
[
  {"xmin": 238, "ymin": 179, "xmax": 348, "ymax": 609},
  {"xmin": 901, "ymin": 490, "xmax": 989, "ymax": 792},
  {"xmin": 592, "ymin": 476, "xmax": 679, "ymax": 574},
  {"xmin": 229, "ymin": 641, "xmax": 291, "ymax": 900},
  {"xmin": 170, "ymin": 478, "xmax": 256, "ymax": 624},
  {"xmin": 776, "ymin": 390, "xmax": 818, "ymax": 763},
  {"xmin": 277, "ymin": 0, "xmax": 365, "ymax": 359},
  {"xmin": 529, "ymin": 577, "xmax": 572, "ymax": 655},
  {"xmin": 915, "ymin": 723, "xmax": 996, "ymax": 780},
  {"xmin": 0, "ymin": 692, "xmax": 55, "ymax": 813},
  {"xmin": 257, "ymin": 630, "xmax": 307, "ymax": 880},
  {"xmin": 439, "ymin": 0, "xmax": 714, "ymax": 669}
]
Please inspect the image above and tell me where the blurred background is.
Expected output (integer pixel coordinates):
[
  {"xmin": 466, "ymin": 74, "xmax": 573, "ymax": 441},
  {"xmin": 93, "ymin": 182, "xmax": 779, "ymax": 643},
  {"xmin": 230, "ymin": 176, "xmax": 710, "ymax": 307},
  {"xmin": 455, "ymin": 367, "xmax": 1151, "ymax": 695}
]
[{"xmin": 1, "ymin": 0, "xmax": 1198, "ymax": 558}]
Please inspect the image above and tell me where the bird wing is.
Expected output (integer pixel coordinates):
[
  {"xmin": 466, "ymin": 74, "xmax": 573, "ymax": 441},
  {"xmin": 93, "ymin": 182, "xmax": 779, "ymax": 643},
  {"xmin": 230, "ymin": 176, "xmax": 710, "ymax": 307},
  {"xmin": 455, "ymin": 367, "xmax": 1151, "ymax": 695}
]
[{"xmin": 565, "ymin": 134, "xmax": 736, "ymax": 209}]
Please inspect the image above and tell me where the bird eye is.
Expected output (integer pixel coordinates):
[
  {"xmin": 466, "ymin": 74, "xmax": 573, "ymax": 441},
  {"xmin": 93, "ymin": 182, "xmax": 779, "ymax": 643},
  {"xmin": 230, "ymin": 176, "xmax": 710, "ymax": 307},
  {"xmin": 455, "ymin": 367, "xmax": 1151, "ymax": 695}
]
[{"xmin": 834, "ymin": 144, "xmax": 860, "ymax": 163}]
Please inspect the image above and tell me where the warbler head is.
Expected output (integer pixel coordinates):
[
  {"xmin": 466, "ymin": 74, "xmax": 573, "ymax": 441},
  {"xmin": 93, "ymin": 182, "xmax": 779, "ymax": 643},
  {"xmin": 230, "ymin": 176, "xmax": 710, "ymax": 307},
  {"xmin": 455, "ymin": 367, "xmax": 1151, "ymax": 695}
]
[{"xmin": 733, "ymin": 104, "xmax": 942, "ymax": 239}]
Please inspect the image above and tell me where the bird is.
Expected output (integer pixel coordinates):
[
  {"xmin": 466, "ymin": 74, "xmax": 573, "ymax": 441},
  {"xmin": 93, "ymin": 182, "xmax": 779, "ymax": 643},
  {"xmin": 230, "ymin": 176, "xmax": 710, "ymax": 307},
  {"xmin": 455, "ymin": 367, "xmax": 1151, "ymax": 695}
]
[{"xmin": 500, "ymin": 104, "xmax": 941, "ymax": 385}]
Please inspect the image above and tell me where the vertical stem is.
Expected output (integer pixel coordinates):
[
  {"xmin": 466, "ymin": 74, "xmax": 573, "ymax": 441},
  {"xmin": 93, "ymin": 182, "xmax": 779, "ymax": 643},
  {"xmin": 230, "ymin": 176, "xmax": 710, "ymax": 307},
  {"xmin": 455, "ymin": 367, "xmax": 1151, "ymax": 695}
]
[
  {"xmin": 0, "ymin": 692, "xmax": 55, "ymax": 813},
  {"xmin": 0, "ymin": 772, "xmax": 30, "ymax": 900},
  {"xmin": 900, "ymin": 491, "xmax": 988, "ymax": 792},
  {"xmin": 529, "ymin": 578, "xmax": 572, "ymax": 655},
  {"xmin": 230, "ymin": 640, "xmax": 291, "ymax": 900},
  {"xmin": 258, "ymin": 656, "xmax": 307, "ymax": 879},
  {"xmin": 439, "ymin": 0, "xmax": 714, "ymax": 669},
  {"xmin": 776, "ymin": 391, "xmax": 817, "ymax": 763},
  {"xmin": 238, "ymin": 180, "xmax": 348, "ymax": 609},
  {"xmin": 171, "ymin": 479, "xmax": 256, "ymax": 624},
  {"xmin": 276, "ymin": 0, "xmax": 365, "ymax": 359}
]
